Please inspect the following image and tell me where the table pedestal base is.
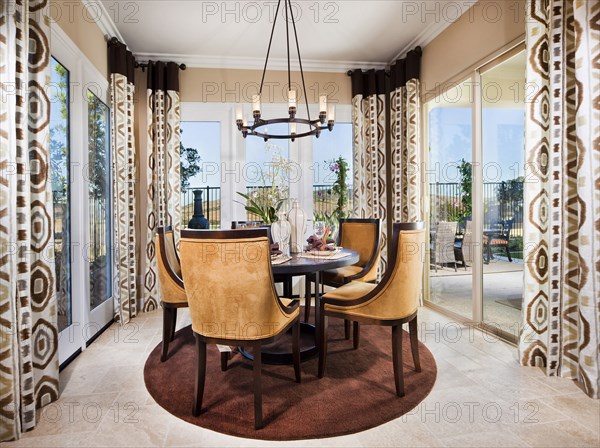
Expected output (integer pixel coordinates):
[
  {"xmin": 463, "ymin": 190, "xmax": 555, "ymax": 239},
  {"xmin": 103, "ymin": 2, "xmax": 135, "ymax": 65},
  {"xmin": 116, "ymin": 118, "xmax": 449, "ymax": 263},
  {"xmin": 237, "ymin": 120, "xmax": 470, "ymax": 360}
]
[{"xmin": 239, "ymin": 323, "xmax": 317, "ymax": 365}]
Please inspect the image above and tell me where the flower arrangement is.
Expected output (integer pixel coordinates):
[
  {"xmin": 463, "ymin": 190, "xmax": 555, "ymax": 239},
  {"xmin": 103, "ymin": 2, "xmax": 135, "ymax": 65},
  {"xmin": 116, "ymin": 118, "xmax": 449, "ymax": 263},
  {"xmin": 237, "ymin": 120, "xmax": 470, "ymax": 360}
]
[{"xmin": 236, "ymin": 142, "xmax": 291, "ymax": 224}]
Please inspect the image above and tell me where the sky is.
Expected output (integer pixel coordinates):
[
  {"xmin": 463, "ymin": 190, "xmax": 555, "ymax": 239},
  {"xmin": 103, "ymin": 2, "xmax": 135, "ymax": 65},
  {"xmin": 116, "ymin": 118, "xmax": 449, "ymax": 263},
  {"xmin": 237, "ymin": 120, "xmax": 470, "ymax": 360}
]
[{"xmin": 428, "ymin": 107, "xmax": 525, "ymax": 184}]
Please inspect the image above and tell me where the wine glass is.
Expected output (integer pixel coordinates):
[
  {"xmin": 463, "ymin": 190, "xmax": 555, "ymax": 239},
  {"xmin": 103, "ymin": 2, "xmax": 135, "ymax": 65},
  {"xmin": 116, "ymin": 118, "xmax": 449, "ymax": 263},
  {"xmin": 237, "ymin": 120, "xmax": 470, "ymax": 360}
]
[{"xmin": 314, "ymin": 221, "xmax": 326, "ymax": 242}]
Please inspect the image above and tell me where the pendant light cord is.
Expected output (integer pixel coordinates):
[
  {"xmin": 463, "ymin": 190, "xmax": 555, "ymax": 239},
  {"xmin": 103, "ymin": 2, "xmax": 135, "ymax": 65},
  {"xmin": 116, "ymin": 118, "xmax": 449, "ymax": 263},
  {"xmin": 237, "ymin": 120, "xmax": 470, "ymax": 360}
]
[
  {"xmin": 259, "ymin": 0, "xmax": 282, "ymax": 95},
  {"xmin": 285, "ymin": 0, "xmax": 291, "ymax": 88},
  {"xmin": 288, "ymin": 0, "xmax": 311, "ymax": 121}
]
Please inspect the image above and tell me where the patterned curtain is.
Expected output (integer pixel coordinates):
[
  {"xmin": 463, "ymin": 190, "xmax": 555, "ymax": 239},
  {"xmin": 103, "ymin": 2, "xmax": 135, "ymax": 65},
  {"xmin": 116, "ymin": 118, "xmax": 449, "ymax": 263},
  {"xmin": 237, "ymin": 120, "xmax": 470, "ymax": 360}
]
[
  {"xmin": 0, "ymin": 1, "xmax": 59, "ymax": 441},
  {"xmin": 351, "ymin": 48, "xmax": 422, "ymax": 275},
  {"xmin": 352, "ymin": 70, "xmax": 388, "ymax": 274},
  {"xmin": 519, "ymin": 0, "xmax": 599, "ymax": 399},
  {"xmin": 390, "ymin": 51, "xmax": 423, "ymax": 223},
  {"xmin": 108, "ymin": 41, "xmax": 138, "ymax": 324},
  {"xmin": 143, "ymin": 62, "xmax": 182, "ymax": 311}
]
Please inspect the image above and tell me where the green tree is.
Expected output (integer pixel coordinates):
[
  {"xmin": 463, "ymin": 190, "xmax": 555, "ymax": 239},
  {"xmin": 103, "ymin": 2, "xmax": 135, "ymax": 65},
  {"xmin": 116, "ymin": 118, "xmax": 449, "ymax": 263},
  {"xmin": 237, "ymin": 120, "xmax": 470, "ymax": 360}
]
[{"xmin": 180, "ymin": 128, "xmax": 202, "ymax": 189}]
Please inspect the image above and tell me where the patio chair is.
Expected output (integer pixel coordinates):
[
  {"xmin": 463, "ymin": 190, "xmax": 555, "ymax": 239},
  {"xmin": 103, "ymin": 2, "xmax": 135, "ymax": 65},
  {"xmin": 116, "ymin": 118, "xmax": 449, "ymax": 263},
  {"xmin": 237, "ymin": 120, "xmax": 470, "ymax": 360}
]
[
  {"xmin": 484, "ymin": 219, "xmax": 513, "ymax": 262},
  {"xmin": 431, "ymin": 221, "xmax": 458, "ymax": 272}
]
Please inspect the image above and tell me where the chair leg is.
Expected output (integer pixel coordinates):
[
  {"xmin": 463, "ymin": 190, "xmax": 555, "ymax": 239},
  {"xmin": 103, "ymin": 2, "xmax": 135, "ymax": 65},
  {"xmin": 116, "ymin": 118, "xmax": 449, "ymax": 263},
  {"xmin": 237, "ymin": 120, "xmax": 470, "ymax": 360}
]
[
  {"xmin": 304, "ymin": 275, "xmax": 311, "ymax": 323},
  {"xmin": 392, "ymin": 325, "xmax": 405, "ymax": 397},
  {"xmin": 193, "ymin": 336, "xmax": 207, "ymax": 416},
  {"xmin": 506, "ymin": 245, "xmax": 512, "ymax": 262},
  {"xmin": 161, "ymin": 306, "xmax": 174, "ymax": 362},
  {"xmin": 220, "ymin": 352, "xmax": 228, "ymax": 372},
  {"xmin": 344, "ymin": 319, "xmax": 351, "ymax": 340},
  {"xmin": 253, "ymin": 344, "xmax": 263, "ymax": 429},
  {"xmin": 318, "ymin": 311, "xmax": 328, "ymax": 378},
  {"xmin": 353, "ymin": 321, "xmax": 360, "ymax": 350},
  {"xmin": 409, "ymin": 317, "xmax": 421, "ymax": 372},
  {"xmin": 170, "ymin": 307, "xmax": 178, "ymax": 342},
  {"xmin": 292, "ymin": 320, "xmax": 301, "ymax": 383}
]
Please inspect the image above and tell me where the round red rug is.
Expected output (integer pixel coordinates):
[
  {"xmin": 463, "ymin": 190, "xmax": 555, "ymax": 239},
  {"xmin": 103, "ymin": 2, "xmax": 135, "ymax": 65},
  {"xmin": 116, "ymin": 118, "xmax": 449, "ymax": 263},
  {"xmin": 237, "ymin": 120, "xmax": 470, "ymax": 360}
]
[{"xmin": 144, "ymin": 316, "xmax": 437, "ymax": 440}]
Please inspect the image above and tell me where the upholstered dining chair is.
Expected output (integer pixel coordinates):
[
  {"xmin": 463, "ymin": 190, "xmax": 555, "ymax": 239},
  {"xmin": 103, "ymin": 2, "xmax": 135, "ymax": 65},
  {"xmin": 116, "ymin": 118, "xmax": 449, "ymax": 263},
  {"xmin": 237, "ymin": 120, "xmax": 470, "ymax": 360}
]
[
  {"xmin": 307, "ymin": 218, "xmax": 381, "ymax": 343},
  {"xmin": 317, "ymin": 222, "xmax": 425, "ymax": 398},
  {"xmin": 180, "ymin": 229, "xmax": 301, "ymax": 429},
  {"xmin": 156, "ymin": 226, "xmax": 188, "ymax": 362}
]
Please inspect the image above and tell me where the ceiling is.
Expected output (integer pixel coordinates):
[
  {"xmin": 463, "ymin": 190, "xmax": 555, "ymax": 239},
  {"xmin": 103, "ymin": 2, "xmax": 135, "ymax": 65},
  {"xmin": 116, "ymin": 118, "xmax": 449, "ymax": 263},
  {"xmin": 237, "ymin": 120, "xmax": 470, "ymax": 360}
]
[{"xmin": 98, "ymin": 0, "xmax": 475, "ymax": 72}]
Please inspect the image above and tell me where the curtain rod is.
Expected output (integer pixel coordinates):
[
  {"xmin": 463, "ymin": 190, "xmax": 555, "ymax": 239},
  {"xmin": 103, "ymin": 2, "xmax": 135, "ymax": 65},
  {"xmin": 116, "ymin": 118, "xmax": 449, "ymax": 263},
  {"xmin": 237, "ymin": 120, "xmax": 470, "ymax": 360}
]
[{"xmin": 107, "ymin": 37, "xmax": 186, "ymax": 71}]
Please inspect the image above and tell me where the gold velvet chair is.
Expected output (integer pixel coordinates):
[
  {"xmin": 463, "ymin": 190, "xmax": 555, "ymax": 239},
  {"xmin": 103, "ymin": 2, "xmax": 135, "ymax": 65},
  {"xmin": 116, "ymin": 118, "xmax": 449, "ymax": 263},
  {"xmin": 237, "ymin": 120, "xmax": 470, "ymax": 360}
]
[
  {"xmin": 180, "ymin": 229, "xmax": 301, "ymax": 429},
  {"xmin": 307, "ymin": 218, "xmax": 381, "ymax": 343},
  {"xmin": 317, "ymin": 222, "xmax": 425, "ymax": 397},
  {"xmin": 156, "ymin": 226, "xmax": 188, "ymax": 362}
]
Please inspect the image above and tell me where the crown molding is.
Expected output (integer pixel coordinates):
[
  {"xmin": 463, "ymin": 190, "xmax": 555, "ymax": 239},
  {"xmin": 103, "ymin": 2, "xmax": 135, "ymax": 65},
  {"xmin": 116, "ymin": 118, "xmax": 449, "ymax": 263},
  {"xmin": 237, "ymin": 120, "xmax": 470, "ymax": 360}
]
[
  {"xmin": 133, "ymin": 52, "xmax": 388, "ymax": 73},
  {"xmin": 390, "ymin": 0, "xmax": 478, "ymax": 62},
  {"xmin": 80, "ymin": 0, "xmax": 125, "ymax": 44}
]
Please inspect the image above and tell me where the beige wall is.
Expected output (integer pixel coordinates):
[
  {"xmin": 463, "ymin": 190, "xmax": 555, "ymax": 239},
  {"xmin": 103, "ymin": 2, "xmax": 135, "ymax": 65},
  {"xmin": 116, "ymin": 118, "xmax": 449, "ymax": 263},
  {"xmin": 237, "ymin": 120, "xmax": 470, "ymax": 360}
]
[
  {"xmin": 52, "ymin": 0, "xmax": 108, "ymax": 78},
  {"xmin": 180, "ymin": 68, "xmax": 352, "ymax": 104},
  {"xmin": 421, "ymin": 0, "xmax": 526, "ymax": 100}
]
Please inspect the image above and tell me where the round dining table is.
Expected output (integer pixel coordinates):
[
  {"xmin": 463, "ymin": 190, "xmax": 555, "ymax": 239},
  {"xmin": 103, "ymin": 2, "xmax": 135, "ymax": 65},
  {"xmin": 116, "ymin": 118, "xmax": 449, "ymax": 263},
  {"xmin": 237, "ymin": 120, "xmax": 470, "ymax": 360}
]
[{"xmin": 239, "ymin": 249, "xmax": 360, "ymax": 365}]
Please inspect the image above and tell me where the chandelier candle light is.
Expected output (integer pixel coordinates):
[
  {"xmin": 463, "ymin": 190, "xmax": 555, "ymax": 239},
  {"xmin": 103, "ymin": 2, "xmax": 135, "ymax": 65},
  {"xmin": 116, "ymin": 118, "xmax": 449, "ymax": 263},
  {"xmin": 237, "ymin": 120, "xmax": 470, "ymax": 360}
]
[{"xmin": 235, "ymin": 0, "xmax": 335, "ymax": 141}]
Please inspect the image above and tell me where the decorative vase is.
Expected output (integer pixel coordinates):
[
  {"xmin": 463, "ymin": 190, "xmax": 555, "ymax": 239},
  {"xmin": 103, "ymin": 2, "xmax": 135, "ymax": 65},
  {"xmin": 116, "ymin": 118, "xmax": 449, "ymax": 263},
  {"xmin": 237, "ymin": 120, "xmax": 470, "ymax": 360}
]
[
  {"xmin": 188, "ymin": 189, "xmax": 210, "ymax": 229},
  {"xmin": 271, "ymin": 211, "xmax": 291, "ymax": 255},
  {"xmin": 288, "ymin": 200, "xmax": 306, "ymax": 254}
]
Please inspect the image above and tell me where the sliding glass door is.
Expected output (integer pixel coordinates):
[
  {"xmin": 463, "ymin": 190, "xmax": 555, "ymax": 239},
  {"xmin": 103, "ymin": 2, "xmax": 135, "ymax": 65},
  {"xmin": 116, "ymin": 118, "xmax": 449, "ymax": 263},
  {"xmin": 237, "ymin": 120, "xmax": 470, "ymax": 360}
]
[
  {"xmin": 480, "ymin": 51, "xmax": 526, "ymax": 338},
  {"xmin": 87, "ymin": 91, "xmax": 114, "ymax": 334},
  {"xmin": 50, "ymin": 57, "xmax": 73, "ymax": 344},
  {"xmin": 426, "ymin": 81, "xmax": 474, "ymax": 320},
  {"xmin": 53, "ymin": 27, "xmax": 115, "ymax": 365},
  {"xmin": 425, "ymin": 47, "xmax": 526, "ymax": 342}
]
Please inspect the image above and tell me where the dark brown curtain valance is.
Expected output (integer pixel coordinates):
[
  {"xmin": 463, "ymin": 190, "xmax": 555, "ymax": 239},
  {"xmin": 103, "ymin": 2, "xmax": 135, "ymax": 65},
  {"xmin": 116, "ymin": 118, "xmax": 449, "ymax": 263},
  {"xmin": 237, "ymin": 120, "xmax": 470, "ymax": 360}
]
[
  {"xmin": 108, "ymin": 39, "xmax": 135, "ymax": 84},
  {"xmin": 146, "ymin": 61, "xmax": 180, "ymax": 93},
  {"xmin": 350, "ymin": 46, "xmax": 422, "ymax": 97},
  {"xmin": 390, "ymin": 47, "xmax": 421, "ymax": 90},
  {"xmin": 351, "ymin": 69, "xmax": 386, "ymax": 97}
]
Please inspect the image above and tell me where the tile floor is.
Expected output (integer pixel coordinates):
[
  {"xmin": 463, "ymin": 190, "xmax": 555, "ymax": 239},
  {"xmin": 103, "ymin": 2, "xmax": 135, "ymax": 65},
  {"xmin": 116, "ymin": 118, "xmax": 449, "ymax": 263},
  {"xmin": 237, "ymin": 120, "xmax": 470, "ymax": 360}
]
[{"xmin": 6, "ymin": 307, "xmax": 599, "ymax": 447}]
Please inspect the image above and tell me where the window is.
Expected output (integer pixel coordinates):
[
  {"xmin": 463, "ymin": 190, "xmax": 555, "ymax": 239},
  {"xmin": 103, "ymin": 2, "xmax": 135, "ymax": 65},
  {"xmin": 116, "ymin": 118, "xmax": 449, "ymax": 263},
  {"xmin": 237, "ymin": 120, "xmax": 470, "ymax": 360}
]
[
  {"xmin": 180, "ymin": 121, "xmax": 221, "ymax": 228},
  {"xmin": 244, "ymin": 122, "xmax": 290, "ymax": 220},
  {"xmin": 312, "ymin": 123, "xmax": 353, "ymax": 218},
  {"xmin": 50, "ymin": 57, "xmax": 72, "ymax": 333},
  {"xmin": 87, "ymin": 91, "xmax": 112, "ymax": 310}
]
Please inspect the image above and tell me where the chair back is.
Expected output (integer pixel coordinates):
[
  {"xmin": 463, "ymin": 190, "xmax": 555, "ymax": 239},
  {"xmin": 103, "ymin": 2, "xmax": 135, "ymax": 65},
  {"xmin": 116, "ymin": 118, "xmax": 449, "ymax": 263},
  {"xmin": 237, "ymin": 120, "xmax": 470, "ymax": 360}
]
[
  {"xmin": 180, "ymin": 229, "xmax": 293, "ymax": 341},
  {"xmin": 338, "ymin": 219, "xmax": 381, "ymax": 281},
  {"xmin": 360, "ymin": 223, "xmax": 426, "ymax": 320},
  {"xmin": 434, "ymin": 221, "xmax": 457, "ymax": 264},
  {"xmin": 462, "ymin": 220, "xmax": 474, "ymax": 264},
  {"xmin": 231, "ymin": 221, "xmax": 264, "ymax": 229},
  {"xmin": 156, "ymin": 227, "xmax": 186, "ymax": 304},
  {"xmin": 162, "ymin": 226, "xmax": 181, "ymax": 277}
]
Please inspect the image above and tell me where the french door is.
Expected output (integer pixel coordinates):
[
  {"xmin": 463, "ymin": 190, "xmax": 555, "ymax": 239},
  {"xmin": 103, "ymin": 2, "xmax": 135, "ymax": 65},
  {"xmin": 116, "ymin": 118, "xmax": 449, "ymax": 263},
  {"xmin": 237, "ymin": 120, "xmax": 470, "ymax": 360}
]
[
  {"xmin": 52, "ymin": 26, "xmax": 114, "ymax": 365},
  {"xmin": 425, "ymin": 45, "xmax": 526, "ymax": 343}
]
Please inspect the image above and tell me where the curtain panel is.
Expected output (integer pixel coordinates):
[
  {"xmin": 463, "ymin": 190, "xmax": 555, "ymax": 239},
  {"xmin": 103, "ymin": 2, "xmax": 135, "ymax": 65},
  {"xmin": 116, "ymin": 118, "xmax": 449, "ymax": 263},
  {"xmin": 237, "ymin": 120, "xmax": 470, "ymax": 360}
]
[
  {"xmin": 108, "ymin": 41, "xmax": 138, "ymax": 324},
  {"xmin": 390, "ymin": 51, "xmax": 423, "ymax": 224},
  {"xmin": 351, "ymin": 70, "xmax": 388, "ymax": 274},
  {"xmin": 143, "ymin": 62, "xmax": 182, "ymax": 312},
  {"xmin": 0, "ymin": 0, "xmax": 59, "ymax": 441},
  {"xmin": 519, "ymin": 0, "xmax": 599, "ymax": 398},
  {"xmin": 351, "ymin": 48, "xmax": 422, "ymax": 275}
]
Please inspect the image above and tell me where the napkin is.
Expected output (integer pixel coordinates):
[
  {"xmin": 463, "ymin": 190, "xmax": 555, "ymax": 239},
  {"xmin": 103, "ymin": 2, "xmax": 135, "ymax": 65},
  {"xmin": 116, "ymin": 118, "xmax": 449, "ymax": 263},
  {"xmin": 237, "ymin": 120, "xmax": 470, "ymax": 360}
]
[{"xmin": 306, "ymin": 235, "xmax": 335, "ymax": 252}]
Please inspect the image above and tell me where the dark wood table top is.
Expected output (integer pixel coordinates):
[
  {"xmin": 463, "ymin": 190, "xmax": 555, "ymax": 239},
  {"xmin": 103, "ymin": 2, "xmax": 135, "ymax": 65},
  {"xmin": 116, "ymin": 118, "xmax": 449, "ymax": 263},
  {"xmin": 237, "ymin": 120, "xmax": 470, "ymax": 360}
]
[{"xmin": 271, "ymin": 249, "xmax": 360, "ymax": 276}]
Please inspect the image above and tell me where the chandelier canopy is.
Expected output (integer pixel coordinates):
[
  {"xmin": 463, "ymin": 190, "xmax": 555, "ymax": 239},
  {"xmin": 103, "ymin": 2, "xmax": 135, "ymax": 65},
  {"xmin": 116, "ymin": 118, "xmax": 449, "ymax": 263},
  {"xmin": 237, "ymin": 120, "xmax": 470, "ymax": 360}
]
[{"xmin": 235, "ymin": 0, "xmax": 335, "ymax": 141}]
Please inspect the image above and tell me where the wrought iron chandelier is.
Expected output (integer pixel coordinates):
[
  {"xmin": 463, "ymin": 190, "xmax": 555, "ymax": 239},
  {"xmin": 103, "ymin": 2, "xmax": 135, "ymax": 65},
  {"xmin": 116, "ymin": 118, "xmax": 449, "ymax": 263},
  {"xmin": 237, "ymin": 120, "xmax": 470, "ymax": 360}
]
[{"xmin": 235, "ymin": 0, "xmax": 335, "ymax": 141}]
